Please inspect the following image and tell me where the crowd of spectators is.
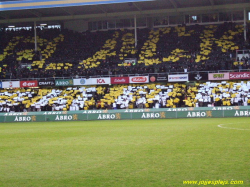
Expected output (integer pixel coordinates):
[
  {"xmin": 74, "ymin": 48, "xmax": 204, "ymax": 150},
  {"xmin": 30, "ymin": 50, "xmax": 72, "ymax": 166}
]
[
  {"xmin": 0, "ymin": 22, "xmax": 250, "ymax": 80},
  {"xmin": 1, "ymin": 80, "xmax": 250, "ymax": 112}
]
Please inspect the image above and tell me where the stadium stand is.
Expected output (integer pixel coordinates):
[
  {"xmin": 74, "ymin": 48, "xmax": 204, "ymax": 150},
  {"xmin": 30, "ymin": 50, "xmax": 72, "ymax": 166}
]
[
  {"xmin": 0, "ymin": 22, "xmax": 248, "ymax": 79},
  {"xmin": 185, "ymin": 81, "xmax": 250, "ymax": 107},
  {"xmin": 1, "ymin": 81, "xmax": 250, "ymax": 112},
  {"xmin": 0, "ymin": 1, "xmax": 250, "ymax": 111}
]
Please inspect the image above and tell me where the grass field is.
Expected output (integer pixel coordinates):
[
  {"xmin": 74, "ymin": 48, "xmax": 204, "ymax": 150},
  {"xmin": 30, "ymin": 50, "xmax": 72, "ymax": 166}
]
[{"xmin": 0, "ymin": 118, "xmax": 249, "ymax": 187}]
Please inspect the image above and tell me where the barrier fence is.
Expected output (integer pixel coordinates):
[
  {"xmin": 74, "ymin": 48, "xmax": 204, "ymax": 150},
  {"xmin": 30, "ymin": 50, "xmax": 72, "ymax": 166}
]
[
  {"xmin": 0, "ymin": 106, "xmax": 249, "ymax": 123},
  {"xmin": 1, "ymin": 71, "xmax": 250, "ymax": 88}
]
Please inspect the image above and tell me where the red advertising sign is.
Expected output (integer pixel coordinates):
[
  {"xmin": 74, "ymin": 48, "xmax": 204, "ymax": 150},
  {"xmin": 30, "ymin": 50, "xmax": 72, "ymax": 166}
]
[
  {"xmin": 229, "ymin": 72, "xmax": 250, "ymax": 80},
  {"xmin": 111, "ymin": 77, "xmax": 129, "ymax": 84},
  {"xmin": 129, "ymin": 76, "xmax": 149, "ymax": 83},
  {"xmin": 20, "ymin": 80, "xmax": 38, "ymax": 87}
]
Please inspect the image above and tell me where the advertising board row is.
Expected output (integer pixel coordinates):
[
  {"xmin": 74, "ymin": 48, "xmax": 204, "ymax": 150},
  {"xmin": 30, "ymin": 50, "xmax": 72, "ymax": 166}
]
[
  {"xmin": 208, "ymin": 72, "xmax": 250, "ymax": 80},
  {"xmin": 151, "ymin": 72, "xmax": 250, "ymax": 82},
  {"xmin": 0, "ymin": 72, "xmax": 250, "ymax": 88},
  {"xmin": 0, "ymin": 106, "xmax": 249, "ymax": 123},
  {"xmin": 0, "ymin": 76, "xmax": 149, "ymax": 88}
]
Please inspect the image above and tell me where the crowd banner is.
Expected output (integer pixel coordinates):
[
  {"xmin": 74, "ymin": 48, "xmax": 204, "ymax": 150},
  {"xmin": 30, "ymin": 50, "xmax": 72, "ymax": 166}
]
[
  {"xmin": 111, "ymin": 77, "xmax": 129, "ymax": 84},
  {"xmin": 129, "ymin": 76, "xmax": 149, "ymax": 83},
  {"xmin": 91, "ymin": 78, "xmax": 110, "ymax": 85},
  {"xmin": 229, "ymin": 72, "xmax": 250, "ymax": 80},
  {"xmin": 38, "ymin": 80, "xmax": 55, "ymax": 87},
  {"xmin": 168, "ymin": 74, "xmax": 188, "ymax": 82},
  {"xmin": 208, "ymin": 73, "xmax": 229, "ymax": 80},
  {"xmin": 1, "ymin": 106, "xmax": 250, "ymax": 123},
  {"xmin": 73, "ymin": 78, "xmax": 110, "ymax": 86},
  {"xmin": 20, "ymin": 80, "xmax": 38, "ymax": 87},
  {"xmin": 73, "ymin": 78, "xmax": 92, "ymax": 86},
  {"xmin": 189, "ymin": 73, "xmax": 208, "ymax": 81},
  {"xmin": 2, "ymin": 81, "xmax": 20, "ymax": 88},
  {"xmin": 149, "ymin": 74, "xmax": 168, "ymax": 82},
  {"xmin": 55, "ymin": 79, "xmax": 73, "ymax": 86}
]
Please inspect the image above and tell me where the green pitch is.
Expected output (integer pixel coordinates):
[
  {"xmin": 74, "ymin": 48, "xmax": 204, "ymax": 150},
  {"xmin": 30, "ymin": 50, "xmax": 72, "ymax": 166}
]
[{"xmin": 0, "ymin": 118, "xmax": 249, "ymax": 187}]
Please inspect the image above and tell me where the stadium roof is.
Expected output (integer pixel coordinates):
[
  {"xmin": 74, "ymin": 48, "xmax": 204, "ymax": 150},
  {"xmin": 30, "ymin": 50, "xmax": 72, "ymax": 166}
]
[{"xmin": 0, "ymin": 0, "xmax": 250, "ymax": 25}]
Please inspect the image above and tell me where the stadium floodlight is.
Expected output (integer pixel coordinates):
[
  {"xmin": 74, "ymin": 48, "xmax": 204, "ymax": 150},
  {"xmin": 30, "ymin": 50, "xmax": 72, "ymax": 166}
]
[
  {"xmin": 40, "ymin": 23, "xmax": 47, "ymax": 26},
  {"xmin": 8, "ymin": 25, "xmax": 15, "ymax": 28}
]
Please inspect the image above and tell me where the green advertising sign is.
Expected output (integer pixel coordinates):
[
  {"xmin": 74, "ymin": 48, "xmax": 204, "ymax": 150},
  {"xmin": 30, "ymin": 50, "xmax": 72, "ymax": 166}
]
[
  {"xmin": 55, "ymin": 79, "xmax": 73, "ymax": 86},
  {"xmin": 0, "ymin": 106, "xmax": 250, "ymax": 123}
]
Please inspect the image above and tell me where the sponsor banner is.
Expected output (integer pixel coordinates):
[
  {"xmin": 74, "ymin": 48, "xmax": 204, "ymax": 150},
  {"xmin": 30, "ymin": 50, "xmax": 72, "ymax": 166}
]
[
  {"xmin": 0, "ymin": 106, "xmax": 246, "ymax": 117},
  {"xmin": 149, "ymin": 75, "xmax": 157, "ymax": 82},
  {"xmin": 111, "ymin": 77, "xmax": 129, "ymax": 84},
  {"xmin": 132, "ymin": 112, "xmax": 167, "ymax": 119},
  {"xmin": 2, "ymin": 81, "xmax": 20, "ymax": 88},
  {"xmin": 189, "ymin": 73, "xmax": 208, "ymax": 81},
  {"xmin": 129, "ymin": 76, "xmax": 149, "ymax": 83},
  {"xmin": 73, "ymin": 78, "xmax": 93, "ymax": 86},
  {"xmin": 149, "ymin": 74, "xmax": 168, "ymax": 82},
  {"xmin": 38, "ymin": 80, "xmax": 55, "ymax": 87},
  {"xmin": 208, "ymin": 73, "xmax": 229, "ymax": 80},
  {"xmin": 156, "ymin": 74, "xmax": 168, "ymax": 82},
  {"xmin": 1, "ymin": 108, "xmax": 250, "ymax": 122},
  {"xmin": 1, "ymin": 106, "xmax": 250, "ymax": 122},
  {"xmin": 47, "ymin": 114, "xmax": 79, "ymax": 121},
  {"xmin": 55, "ymin": 79, "xmax": 73, "ymax": 86},
  {"xmin": 0, "ymin": 82, "xmax": 2, "ymax": 88},
  {"xmin": 168, "ymin": 74, "xmax": 188, "ymax": 82},
  {"xmin": 92, "ymin": 78, "xmax": 110, "ymax": 85},
  {"xmin": 20, "ymin": 80, "xmax": 38, "ymax": 88},
  {"xmin": 5, "ymin": 115, "xmax": 44, "ymax": 122},
  {"xmin": 229, "ymin": 72, "xmax": 250, "ymax": 80}
]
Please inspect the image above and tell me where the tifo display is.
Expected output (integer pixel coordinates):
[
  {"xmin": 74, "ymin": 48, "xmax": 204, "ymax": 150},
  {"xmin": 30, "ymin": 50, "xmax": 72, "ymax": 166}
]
[{"xmin": 0, "ymin": 81, "xmax": 250, "ymax": 113}]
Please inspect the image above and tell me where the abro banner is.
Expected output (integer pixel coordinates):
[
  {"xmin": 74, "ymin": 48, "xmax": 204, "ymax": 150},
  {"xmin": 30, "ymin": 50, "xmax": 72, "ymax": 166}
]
[{"xmin": 55, "ymin": 79, "xmax": 73, "ymax": 86}]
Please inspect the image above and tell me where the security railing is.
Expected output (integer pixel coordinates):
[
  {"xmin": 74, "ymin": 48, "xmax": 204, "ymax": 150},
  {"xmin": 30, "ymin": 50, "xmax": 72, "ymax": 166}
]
[{"xmin": 1, "ymin": 68, "xmax": 250, "ymax": 82}]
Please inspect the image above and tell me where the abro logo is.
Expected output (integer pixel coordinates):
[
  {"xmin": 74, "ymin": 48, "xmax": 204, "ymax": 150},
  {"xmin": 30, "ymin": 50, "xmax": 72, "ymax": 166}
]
[{"xmin": 97, "ymin": 79, "xmax": 105, "ymax": 83}]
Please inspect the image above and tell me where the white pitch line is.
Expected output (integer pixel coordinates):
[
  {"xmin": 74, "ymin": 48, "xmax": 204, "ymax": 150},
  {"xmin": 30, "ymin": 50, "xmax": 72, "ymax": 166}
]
[{"xmin": 218, "ymin": 124, "xmax": 250, "ymax": 131}]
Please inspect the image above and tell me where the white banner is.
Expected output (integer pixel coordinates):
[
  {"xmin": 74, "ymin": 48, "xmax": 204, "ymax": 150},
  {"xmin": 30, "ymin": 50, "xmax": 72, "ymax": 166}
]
[
  {"xmin": 91, "ymin": 78, "xmax": 110, "ymax": 85},
  {"xmin": 129, "ymin": 76, "xmax": 149, "ymax": 83},
  {"xmin": 74, "ymin": 78, "xmax": 110, "ymax": 86},
  {"xmin": 2, "ymin": 81, "xmax": 20, "ymax": 88},
  {"xmin": 73, "ymin": 79, "xmax": 93, "ymax": 86},
  {"xmin": 168, "ymin": 74, "xmax": 189, "ymax": 82}
]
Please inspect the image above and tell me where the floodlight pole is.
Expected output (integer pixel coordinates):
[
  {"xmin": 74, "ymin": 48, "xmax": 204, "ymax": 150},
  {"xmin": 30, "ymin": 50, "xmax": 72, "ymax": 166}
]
[
  {"xmin": 244, "ymin": 8, "xmax": 247, "ymax": 42},
  {"xmin": 134, "ymin": 15, "xmax": 137, "ymax": 48},
  {"xmin": 34, "ymin": 21, "xmax": 38, "ymax": 51}
]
